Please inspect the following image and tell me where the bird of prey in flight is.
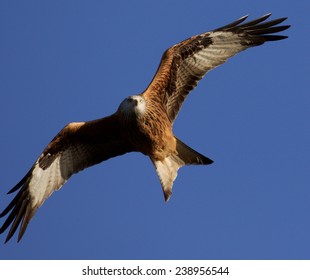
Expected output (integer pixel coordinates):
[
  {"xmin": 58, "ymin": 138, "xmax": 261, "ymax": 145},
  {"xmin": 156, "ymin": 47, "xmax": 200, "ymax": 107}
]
[{"xmin": 0, "ymin": 14, "xmax": 290, "ymax": 242}]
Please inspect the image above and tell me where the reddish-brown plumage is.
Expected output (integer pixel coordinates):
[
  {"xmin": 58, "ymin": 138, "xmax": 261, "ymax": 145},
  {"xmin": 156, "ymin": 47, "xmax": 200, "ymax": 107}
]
[{"xmin": 0, "ymin": 14, "xmax": 289, "ymax": 242}]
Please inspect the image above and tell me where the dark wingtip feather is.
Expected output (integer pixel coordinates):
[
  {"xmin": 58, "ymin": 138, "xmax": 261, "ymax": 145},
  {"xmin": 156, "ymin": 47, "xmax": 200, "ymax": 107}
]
[
  {"xmin": 18, "ymin": 206, "xmax": 36, "ymax": 242},
  {"xmin": 7, "ymin": 169, "xmax": 32, "ymax": 194},
  {"xmin": 262, "ymin": 35, "xmax": 289, "ymax": 41},
  {"xmin": 214, "ymin": 13, "xmax": 290, "ymax": 43},
  {"xmin": 238, "ymin": 13, "xmax": 272, "ymax": 28},
  {"xmin": 247, "ymin": 25, "xmax": 290, "ymax": 36},
  {"xmin": 213, "ymin": 15, "xmax": 249, "ymax": 31},
  {"xmin": 0, "ymin": 170, "xmax": 32, "ymax": 218},
  {"xmin": 0, "ymin": 187, "xmax": 30, "ymax": 243},
  {"xmin": 1, "ymin": 171, "xmax": 34, "ymax": 243}
]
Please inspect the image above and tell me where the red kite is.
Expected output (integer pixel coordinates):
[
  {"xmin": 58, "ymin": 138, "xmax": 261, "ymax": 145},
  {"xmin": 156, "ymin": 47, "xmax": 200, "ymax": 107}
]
[{"xmin": 0, "ymin": 14, "xmax": 290, "ymax": 242}]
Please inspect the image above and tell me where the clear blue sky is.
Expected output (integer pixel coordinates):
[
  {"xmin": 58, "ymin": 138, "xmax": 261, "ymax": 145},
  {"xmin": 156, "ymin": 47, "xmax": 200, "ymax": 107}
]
[{"xmin": 0, "ymin": 0, "xmax": 308, "ymax": 260}]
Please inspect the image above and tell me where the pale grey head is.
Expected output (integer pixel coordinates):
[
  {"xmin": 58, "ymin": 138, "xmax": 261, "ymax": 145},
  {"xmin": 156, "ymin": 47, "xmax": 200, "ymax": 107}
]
[{"xmin": 118, "ymin": 95, "xmax": 146, "ymax": 117}]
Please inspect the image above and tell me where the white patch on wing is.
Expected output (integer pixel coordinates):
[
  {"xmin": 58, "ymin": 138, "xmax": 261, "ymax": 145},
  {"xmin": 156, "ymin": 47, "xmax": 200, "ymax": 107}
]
[
  {"xmin": 190, "ymin": 32, "xmax": 248, "ymax": 73},
  {"xmin": 29, "ymin": 156, "xmax": 67, "ymax": 209},
  {"xmin": 28, "ymin": 145, "xmax": 90, "ymax": 210}
]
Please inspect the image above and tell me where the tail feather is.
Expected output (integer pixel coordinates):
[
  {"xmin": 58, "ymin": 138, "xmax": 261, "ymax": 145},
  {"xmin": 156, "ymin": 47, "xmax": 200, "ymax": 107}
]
[
  {"xmin": 176, "ymin": 137, "xmax": 213, "ymax": 165},
  {"xmin": 151, "ymin": 137, "xmax": 213, "ymax": 202}
]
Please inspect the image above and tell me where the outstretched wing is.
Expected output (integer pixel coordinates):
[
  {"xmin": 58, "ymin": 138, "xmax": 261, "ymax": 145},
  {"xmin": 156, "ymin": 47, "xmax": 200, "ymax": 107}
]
[
  {"xmin": 143, "ymin": 13, "xmax": 290, "ymax": 122},
  {"xmin": 0, "ymin": 114, "xmax": 133, "ymax": 242}
]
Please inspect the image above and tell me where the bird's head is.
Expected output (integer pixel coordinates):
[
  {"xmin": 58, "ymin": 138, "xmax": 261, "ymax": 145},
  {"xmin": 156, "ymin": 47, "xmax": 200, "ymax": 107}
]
[{"xmin": 117, "ymin": 95, "xmax": 146, "ymax": 117}]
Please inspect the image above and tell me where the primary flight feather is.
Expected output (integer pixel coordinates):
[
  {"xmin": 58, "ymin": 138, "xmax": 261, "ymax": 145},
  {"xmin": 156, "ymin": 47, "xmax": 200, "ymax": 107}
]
[{"xmin": 0, "ymin": 14, "xmax": 290, "ymax": 242}]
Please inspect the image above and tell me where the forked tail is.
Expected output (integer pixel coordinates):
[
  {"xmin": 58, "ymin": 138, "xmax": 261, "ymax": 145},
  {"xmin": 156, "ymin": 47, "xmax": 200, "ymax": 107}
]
[{"xmin": 151, "ymin": 137, "xmax": 213, "ymax": 202}]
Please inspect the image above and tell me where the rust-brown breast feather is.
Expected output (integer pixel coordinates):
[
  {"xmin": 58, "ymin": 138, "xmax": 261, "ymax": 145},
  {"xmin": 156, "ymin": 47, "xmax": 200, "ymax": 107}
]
[{"xmin": 143, "ymin": 13, "xmax": 289, "ymax": 122}]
